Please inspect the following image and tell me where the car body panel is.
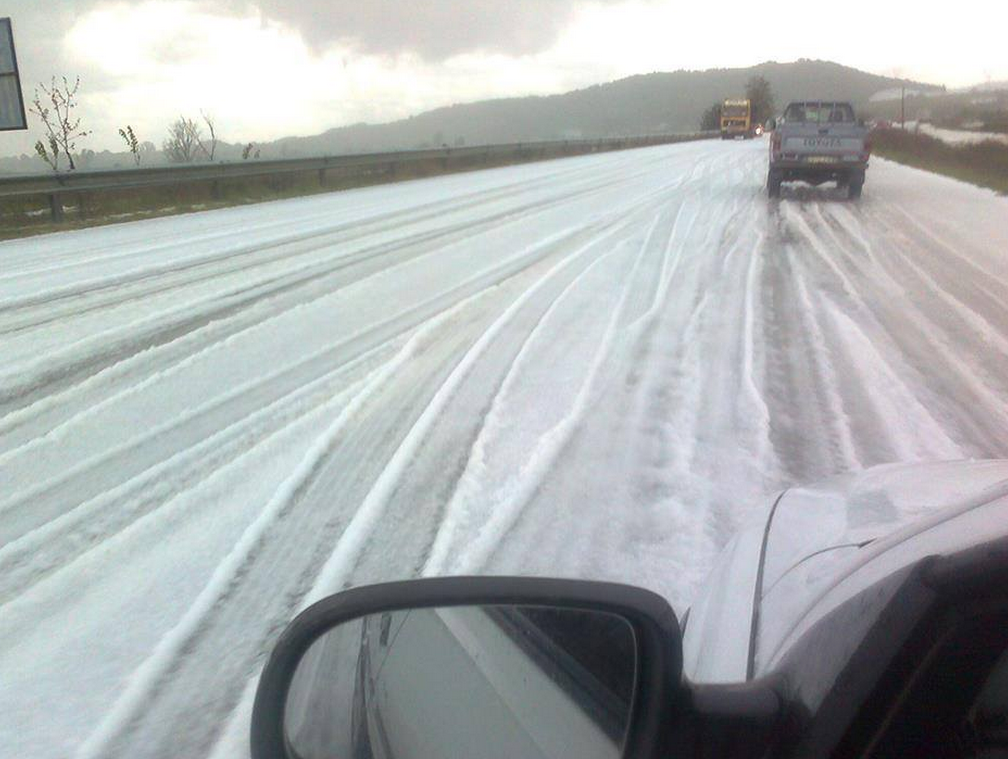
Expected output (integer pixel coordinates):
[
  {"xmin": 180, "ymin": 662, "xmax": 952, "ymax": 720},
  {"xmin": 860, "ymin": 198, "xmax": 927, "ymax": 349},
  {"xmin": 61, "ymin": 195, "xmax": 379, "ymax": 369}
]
[
  {"xmin": 762, "ymin": 488, "xmax": 1008, "ymax": 674},
  {"xmin": 682, "ymin": 518, "xmax": 767, "ymax": 683},
  {"xmin": 685, "ymin": 460, "xmax": 1008, "ymax": 684}
]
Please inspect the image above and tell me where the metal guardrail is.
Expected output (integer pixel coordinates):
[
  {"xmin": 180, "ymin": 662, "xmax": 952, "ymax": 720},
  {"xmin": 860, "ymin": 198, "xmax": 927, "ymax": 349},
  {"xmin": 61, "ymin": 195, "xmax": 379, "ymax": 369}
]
[{"xmin": 0, "ymin": 132, "xmax": 716, "ymax": 221}]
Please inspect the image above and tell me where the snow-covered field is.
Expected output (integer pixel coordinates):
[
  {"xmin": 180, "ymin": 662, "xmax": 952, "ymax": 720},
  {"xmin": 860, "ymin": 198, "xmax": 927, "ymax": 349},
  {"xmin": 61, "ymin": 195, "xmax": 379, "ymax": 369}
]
[
  {"xmin": 3, "ymin": 139, "xmax": 1008, "ymax": 758},
  {"xmin": 905, "ymin": 121, "xmax": 1008, "ymax": 145}
]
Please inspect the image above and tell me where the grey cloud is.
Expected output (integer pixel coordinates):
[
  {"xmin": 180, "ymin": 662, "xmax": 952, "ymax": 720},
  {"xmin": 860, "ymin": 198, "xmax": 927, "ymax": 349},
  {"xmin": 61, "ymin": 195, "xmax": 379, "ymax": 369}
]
[
  {"xmin": 218, "ymin": 0, "xmax": 628, "ymax": 59},
  {"xmin": 7, "ymin": 3, "xmax": 114, "ymax": 89}
]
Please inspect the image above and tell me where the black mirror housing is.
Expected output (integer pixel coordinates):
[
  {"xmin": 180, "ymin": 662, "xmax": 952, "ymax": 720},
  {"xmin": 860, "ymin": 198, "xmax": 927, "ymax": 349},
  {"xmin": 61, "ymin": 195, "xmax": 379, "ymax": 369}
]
[{"xmin": 251, "ymin": 577, "xmax": 683, "ymax": 759}]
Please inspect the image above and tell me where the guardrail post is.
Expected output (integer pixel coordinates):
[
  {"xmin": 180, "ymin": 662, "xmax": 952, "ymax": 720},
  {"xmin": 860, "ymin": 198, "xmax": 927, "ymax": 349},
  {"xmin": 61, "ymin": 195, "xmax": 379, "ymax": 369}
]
[
  {"xmin": 48, "ymin": 193, "xmax": 63, "ymax": 222},
  {"xmin": 211, "ymin": 179, "xmax": 221, "ymax": 200},
  {"xmin": 318, "ymin": 168, "xmax": 326, "ymax": 186}
]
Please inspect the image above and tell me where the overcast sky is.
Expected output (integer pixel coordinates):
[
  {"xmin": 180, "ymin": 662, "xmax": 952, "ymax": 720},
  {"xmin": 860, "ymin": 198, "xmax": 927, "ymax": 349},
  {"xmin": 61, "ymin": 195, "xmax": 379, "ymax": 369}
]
[{"xmin": 3, "ymin": 0, "xmax": 1005, "ymax": 155}]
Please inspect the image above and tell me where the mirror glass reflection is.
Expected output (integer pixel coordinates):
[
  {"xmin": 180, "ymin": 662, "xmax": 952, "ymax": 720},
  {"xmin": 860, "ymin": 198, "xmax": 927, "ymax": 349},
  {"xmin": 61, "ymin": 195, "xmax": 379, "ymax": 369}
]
[{"xmin": 284, "ymin": 605, "xmax": 638, "ymax": 759}]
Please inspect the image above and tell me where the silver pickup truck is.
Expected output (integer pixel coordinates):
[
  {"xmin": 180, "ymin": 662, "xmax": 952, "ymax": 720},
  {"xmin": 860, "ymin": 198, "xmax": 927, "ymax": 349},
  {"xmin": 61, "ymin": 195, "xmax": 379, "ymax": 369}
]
[{"xmin": 767, "ymin": 101, "xmax": 871, "ymax": 199}]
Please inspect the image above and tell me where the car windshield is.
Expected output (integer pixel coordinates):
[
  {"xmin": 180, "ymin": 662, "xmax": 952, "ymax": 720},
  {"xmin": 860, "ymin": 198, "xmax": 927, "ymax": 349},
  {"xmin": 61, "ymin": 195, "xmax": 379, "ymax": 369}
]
[{"xmin": 1, "ymin": 4, "xmax": 1006, "ymax": 759}]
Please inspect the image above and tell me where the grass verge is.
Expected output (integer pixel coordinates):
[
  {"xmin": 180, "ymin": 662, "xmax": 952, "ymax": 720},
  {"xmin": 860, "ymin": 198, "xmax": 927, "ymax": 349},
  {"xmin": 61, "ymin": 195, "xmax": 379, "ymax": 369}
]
[{"xmin": 871, "ymin": 128, "xmax": 1008, "ymax": 195}]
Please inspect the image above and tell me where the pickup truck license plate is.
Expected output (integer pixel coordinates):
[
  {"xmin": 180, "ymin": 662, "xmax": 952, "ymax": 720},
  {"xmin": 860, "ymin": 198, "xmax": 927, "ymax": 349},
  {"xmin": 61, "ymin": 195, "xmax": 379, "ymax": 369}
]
[{"xmin": 805, "ymin": 156, "xmax": 834, "ymax": 164}]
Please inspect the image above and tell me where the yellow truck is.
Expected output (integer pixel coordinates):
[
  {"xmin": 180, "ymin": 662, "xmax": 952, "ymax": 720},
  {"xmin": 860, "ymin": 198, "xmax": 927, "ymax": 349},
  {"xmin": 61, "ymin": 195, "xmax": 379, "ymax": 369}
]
[{"xmin": 721, "ymin": 99, "xmax": 753, "ymax": 139}]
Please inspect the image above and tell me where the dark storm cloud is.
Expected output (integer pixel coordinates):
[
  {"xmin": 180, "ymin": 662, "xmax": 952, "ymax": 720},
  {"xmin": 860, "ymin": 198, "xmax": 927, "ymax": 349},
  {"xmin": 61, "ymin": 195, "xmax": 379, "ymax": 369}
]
[{"xmin": 222, "ymin": 0, "xmax": 628, "ymax": 59}]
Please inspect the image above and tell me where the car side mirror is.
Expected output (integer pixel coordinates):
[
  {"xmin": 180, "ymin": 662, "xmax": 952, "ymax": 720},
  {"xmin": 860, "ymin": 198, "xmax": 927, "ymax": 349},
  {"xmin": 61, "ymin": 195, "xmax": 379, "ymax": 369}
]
[
  {"xmin": 251, "ymin": 577, "xmax": 684, "ymax": 759},
  {"xmin": 766, "ymin": 118, "xmax": 776, "ymax": 131}
]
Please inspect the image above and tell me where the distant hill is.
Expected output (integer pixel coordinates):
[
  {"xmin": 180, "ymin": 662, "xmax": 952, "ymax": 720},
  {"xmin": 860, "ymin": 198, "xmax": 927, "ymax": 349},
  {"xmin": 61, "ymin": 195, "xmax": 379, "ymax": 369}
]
[
  {"xmin": 267, "ymin": 59, "xmax": 942, "ymax": 157},
  {"xmin": 0, "ymin": 59, "xmax": 942, "ymax": 174}
]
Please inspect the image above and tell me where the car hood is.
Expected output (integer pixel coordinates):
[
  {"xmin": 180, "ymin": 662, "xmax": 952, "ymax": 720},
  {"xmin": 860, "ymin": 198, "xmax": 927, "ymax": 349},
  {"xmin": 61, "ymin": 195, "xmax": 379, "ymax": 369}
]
[
  {"xmin": 684, "ymin": 460, "xmax": 1008, "ymax": 684},
  {"xmin": 761, "ymin": 460, "xmax": 1008, "ymax": 597},
  {"xmin": 755, "ymin": 460, "xmax": 1008, "ymax": 673}
]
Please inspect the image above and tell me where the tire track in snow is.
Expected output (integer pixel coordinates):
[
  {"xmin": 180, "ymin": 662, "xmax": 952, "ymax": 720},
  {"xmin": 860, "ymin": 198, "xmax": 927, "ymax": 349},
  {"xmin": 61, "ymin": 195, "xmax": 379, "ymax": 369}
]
[
  {"xmin": 0, "ymin": 193, "xmax": 578, "ymax": 445},
  {"xmin": 856, "ymin": 205, "xmax": 1008, "ymax": 374},
  {"xmin": 0, "ymin": 341, "xmax": 397, "ymax": 603},
  {"xmin": 0, "ymin": 159, "xmax": 601, "ymax": 287},
  {"xmin": 0, "ymin": 150, "xmax": 684, "ymax": 426},
  {"xmin": 71, "ymin": 298, "xmax": 474, "ymax": 759},
  {"xmin": 541, "ymin": 204, "xmax": 702, "ymax": 587},
  {"xmin": 434, "ymin": 210, "xmax": 659, "ymax": 576},
  {"xmin": 798, "ymin": 203, "xmax": 1008, "ymax": 456},
  {"xmin": 684, "ymin": 193, "xmax": 781, "ymax": 546},
  {"xmin": 782, "ymin": 204, "xmax": 963, "ymax": 460},
  {"xmin": 0, "ymin": 170, "xmax": 622, "ymax": 439},
  {"xmin": 481, "ymin": 157, "xmax": 764, "ymax": 606},
  {"xmin": 819, "ymin": 299, "xmax": 963, "ymax": 460},
  {"xmin": 782, "ymin": 242, "xmax": 862, "ymax": 471},
  {"xmin": 741, "ymin": 227, "xmax": 774, "ymax": 469},
  {"xmin": 881, "ymin": 200, "xmax": 1008, "ymax": 293},
  {"xmin": 0, "ymin": 223, "xmax": 592, "ymax": 542},
  {"xmin": 302, "ymin": 215, "xmax": 639, "ymax": 601},
  {"xmin": 342, "ymin": 177, "xmax": 693, "ymax": 585},
  {"xmin": 0, "ymin": 166, "xmax": 636, "ymax": 416},
  {"xmin": 0, "ymin": 159, "xmax": 639, "ymax": 335},
  {"xmin": 0, "ymin": 159, "xmax": 607, "ymax": 314},
  {"xmin": 421, "ymin": 215, "xmax": 659, "ymax": 576},
  {"xmin": 73, "ymin": 217, "xmax": 640, "ymax": 759},
  {"xmin": 759, "ymin": 205, "xmax": 864, "ymax": 477},
  {"xmin": 2, "ymin": 146, "xmax": 676, "ymax": 311},
  {"xmin": 5, "ymin": 159, "xmax": 649, "ymax": 432}
]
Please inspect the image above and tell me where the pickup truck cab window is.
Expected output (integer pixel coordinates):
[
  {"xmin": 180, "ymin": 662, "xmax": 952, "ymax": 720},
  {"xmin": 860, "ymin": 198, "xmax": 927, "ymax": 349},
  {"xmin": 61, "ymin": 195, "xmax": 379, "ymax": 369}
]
[{"xmin": 783, "ymin": 102, "xmax": 855, "ymax": 123}]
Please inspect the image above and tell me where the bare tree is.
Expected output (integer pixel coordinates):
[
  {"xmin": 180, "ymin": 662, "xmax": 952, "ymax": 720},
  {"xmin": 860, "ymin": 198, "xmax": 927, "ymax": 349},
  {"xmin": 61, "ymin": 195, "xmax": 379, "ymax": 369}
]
[
  {"xmin": 162, "ymin": 117, "xmax": 203, "ymax": 163},
  {"xmin": 119, "ymin": 124, "xmax": 141, "ymax": 166},
  {"xmin": 29, "ymin": 76, "xmax": 91, "ymax": 171},
  {"xmin": 199, "ymin": 111, "xmax": 217, "ymax": 161},
  {"xmin": 163, "ymin": 113, "xmax": 220, "ymax": 163}
]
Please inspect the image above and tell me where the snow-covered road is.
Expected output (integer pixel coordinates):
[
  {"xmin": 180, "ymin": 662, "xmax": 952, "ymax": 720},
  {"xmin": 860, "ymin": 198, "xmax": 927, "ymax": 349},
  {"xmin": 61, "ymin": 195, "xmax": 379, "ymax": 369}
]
[{"xmin": 3, "ymin": 139, "xmax": 1008, "ymax": 758}]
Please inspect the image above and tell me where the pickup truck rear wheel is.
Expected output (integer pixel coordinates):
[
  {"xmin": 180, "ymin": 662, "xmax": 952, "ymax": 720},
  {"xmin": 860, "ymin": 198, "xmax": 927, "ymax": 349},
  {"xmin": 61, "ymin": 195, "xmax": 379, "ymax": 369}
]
[
  {"xmin": 848, "ymin": 180, "xmax": 863, "ymax": 199},
  {"xmin": 767, "ymin": 170, "xmax": 782, "ymax": 198}
]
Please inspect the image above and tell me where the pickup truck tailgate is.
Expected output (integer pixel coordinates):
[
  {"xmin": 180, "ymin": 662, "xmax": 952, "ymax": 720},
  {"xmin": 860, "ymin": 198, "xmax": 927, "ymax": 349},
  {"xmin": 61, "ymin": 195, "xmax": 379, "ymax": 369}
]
[{"xmin": 780, "ymin": 123, "xmax": 867, "ymax": 158}]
